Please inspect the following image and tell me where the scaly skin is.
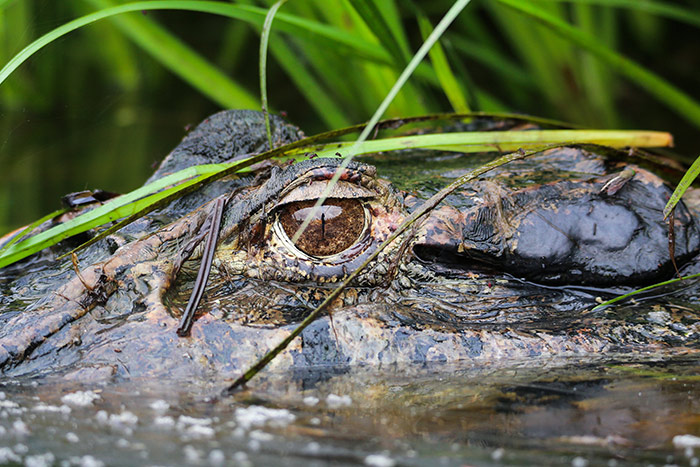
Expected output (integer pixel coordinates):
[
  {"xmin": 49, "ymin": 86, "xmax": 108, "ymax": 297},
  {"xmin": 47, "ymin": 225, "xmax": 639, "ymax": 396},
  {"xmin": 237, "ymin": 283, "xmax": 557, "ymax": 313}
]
[{"xmin": 0, "ymin": 110, "xmax": 698, "ymax": 381}]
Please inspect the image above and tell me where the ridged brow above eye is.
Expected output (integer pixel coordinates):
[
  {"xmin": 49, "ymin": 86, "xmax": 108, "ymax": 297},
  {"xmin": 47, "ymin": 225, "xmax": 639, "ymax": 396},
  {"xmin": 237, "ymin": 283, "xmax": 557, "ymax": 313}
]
[{"xmin": 274, "ymin": 180, "xmax": 377, "ymax": 208}]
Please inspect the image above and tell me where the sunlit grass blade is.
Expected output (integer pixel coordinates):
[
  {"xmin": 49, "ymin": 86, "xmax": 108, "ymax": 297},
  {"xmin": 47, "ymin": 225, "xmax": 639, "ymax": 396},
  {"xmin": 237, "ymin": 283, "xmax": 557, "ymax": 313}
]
[
  {"xmin": 592, "ymin": 272, "xmax": 700, "ymax": 311},
  {"xmin": 0, "ymin": 1, "xmax": 393, "ymax": 88},
  {"xmin": 497, "ymin": 0, "xmax": 700, "ymax": 128},
  {"xmin": 664, "ymin": 155, "xmax": 700, "ymax": 219},
  {"xmin": 292, "ymin": 129, "xmax": 672, "ymax": 159},
  {"xmin": 260, "ymin": 0, "xmax": 287, "ymax": 149},
  {"xmin": 0, "ymin": 112, "xmax": 611, "ymax": 270},
  {"xmin": 418, "ymin": 13, "xmax": 470, "ymax": 114}
]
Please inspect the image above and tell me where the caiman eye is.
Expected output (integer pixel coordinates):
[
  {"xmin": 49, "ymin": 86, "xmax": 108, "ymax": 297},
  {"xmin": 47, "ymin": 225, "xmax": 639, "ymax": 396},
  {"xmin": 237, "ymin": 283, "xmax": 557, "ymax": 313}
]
[{"xmin": 277, "ymin": 198, "xmax": 367, "ymax": 257}]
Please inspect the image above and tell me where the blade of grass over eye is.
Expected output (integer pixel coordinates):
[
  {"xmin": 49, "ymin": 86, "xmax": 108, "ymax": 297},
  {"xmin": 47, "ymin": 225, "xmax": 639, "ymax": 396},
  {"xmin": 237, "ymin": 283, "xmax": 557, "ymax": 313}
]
[
  {"xmin": 0, "ymin": 1, "xmax": 394, "ymax": 88},
  {"xmin": 496, "ymin": 0, "xmax": 700, "ymax": 128},
  {"xmin": 260, "ymin": 0, "xmax": 287, "ymax": 150},
  {"xmin": 291, "ymin": 0, "xmax": 473, "ymax": 246},
  {"xmin": 664, "ymin": 155, "xmax": 700, "ymax": 219},
  {"xmin": 288, "ymin": 129, "xmax": 673, "ymax": 159},
  {"xmin": 538, "ymin": 0, "xmax": 700, "ymax": 28},
  {"xmin": 225, "ymin": 144, "xmax": 560, "ymax": 392},
  {"xmin": 0, "ymin": 112, "xmax": 586, "ymax": 269},
  {"xmin": 592, "ymin": 272, "xmax": 700, "ymax": 311},
  {"xmin": 417, "ymin": 13, "xmax": 470, "ymax": 114}
]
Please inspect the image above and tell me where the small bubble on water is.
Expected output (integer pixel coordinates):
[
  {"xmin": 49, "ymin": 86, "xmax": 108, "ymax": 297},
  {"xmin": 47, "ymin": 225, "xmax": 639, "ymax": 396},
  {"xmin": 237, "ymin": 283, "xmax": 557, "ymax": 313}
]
[
  {"xmin": 149, "ymin": 400, "xmax": 170, "ymax": 413},
  {"xmin": 364, "ymin": 453, "xmax": 395, "ymax": 467},
  {"xmin": 24, "ymin": 452, "xmax": 55, "ymax": 467},
  {"xmin": 491, "ymin": 448, "xmax": 505, "ymax": 461},
  {"xmin": 208, "ymin": 449, "xmax": 225, "ymax": 466},
  {"xmin": 183, "ymin": 445, "xmax": 200, "ymax": 463},
  {"xmin": 65, "ymin": 432, "xmax": 79, "ymax": 443},
  {"xmin": 572, "ymin": 456, "xmax": 588, "ymax": 467}
]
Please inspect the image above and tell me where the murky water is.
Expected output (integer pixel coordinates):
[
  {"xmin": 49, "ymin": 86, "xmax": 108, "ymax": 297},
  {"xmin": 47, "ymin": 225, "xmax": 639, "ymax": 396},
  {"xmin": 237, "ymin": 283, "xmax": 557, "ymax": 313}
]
[{"xmin": 0, "ymin": 355, "xmax": 697, "ymax": 466}]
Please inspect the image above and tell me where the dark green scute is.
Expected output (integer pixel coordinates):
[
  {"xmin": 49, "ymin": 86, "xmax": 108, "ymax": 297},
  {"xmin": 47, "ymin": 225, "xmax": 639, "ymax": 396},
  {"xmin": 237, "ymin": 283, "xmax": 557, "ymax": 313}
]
[{"xmin": 147, "ymin": 110, "xmax": 304, "ymax": 183}]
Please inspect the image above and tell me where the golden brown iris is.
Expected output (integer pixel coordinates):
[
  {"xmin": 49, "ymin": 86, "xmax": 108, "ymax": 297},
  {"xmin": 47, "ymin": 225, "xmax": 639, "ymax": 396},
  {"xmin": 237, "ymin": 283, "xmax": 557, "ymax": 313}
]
[{"xmin": 278, "ymin": 199, "xmax": 365, "ymax": 257}]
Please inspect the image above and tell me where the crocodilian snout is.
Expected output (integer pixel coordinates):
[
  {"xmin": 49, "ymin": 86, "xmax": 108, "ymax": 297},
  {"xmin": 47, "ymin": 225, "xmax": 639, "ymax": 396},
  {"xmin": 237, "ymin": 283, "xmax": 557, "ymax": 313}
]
[{"xmin": 410, "ymin": 175, "xmax": 700, "ymax": 286}]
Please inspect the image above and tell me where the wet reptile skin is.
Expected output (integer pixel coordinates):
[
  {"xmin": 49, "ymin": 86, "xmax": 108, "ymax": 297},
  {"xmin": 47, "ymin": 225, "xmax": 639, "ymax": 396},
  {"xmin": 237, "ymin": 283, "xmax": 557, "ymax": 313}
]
[{"xmin": 0, "ymin": 110, "xmax": 698, "ymax": 381}]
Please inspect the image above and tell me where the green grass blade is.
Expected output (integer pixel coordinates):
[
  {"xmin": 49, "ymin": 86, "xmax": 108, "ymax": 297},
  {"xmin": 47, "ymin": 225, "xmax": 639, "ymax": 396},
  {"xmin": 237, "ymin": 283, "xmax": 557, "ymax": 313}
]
[
  {"xmin": 664, "ymin": 155, "xmax": 700, "ymax": 219},
  {"xmin": 88, "ymin": 0, "xmax": 254, "ymax": 105},
  {"xmin": 290, "ymin": 0, "xmax": 473, "ymax": 244},
  {"xmin": 0, "ymin": 1, "xmax": 393, "ymax": 88},
  {"xmin": 84, "ymin": 0, "xmax": 257, "ymax": 108},
  {"xmin": 0, "ymin": 163, "xmax": 229, "ymax": 269},
  {"xmin": 347, "ymin": 0, "xmax": 408, "ymax": 64},
  {"xmin": 260, "ymin": 0, "xmax": 287, "ymax": 150},
  {"xmin": 417, "ymin": 13, "xmax": 470, "ymax": 114},
  {"xmin": 497, "ymin": 0, "xmax": 700, "ymax": 128},
  {"xmin": 539, "ymin": 0, "xmax": 700, "ymax": 29},
  {"xmin": 294, "ymin": 129, "xmax": 672, "ymax": 159},
  {"xmin": 0, "ymin": 209, "xmax": 66, "ymax": 256},
  {"xmin": 267, "ymin": 38, "xmax": 351, "ymax": 129},
  {"xmin": 592, "ymin": 272, "xmax": 700, "ymax": 311}
]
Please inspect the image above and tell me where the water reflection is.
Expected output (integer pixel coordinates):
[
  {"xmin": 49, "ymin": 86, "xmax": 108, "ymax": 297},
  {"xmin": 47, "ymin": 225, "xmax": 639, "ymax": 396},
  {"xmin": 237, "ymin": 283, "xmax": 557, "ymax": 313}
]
[{"xmin": 0, "ymin": 356, "xmax": 697, "ymax": 466}]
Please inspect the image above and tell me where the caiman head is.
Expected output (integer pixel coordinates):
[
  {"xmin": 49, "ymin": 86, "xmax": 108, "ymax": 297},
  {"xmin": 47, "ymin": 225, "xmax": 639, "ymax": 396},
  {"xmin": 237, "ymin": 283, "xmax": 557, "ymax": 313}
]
[{"xmin": 0, "ymin": 110, "xmax": 698, "ymax": 381}]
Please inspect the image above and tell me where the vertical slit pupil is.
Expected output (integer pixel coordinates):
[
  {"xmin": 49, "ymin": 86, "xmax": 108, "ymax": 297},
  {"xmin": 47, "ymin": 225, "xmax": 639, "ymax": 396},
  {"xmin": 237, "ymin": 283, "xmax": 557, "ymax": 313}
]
[{"xmin": 279, "ymin": 198, "xmax": 365, "ymax": 257}]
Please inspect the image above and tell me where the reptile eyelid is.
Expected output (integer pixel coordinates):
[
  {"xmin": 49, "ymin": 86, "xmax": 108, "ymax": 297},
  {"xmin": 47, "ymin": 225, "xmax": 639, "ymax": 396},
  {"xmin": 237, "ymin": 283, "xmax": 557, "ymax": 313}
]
[{"xmin": 274, "ymin": 180, "xmax": 377, "ymax": 209}]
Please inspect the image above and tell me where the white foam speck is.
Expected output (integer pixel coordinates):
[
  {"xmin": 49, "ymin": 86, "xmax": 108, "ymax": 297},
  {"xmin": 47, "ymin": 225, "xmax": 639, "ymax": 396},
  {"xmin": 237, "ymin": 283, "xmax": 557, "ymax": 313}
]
[
  {"xmin": 24, "ymin": 452, "xmax": 55, "ymax": 467},
  {"xmin": 77, "ymin": 455, "xmax": 104, "ymax": 467},
  {"xmin": 234, "ymin": 406, "xmax": 296, "ymax": 430},
  {"xmin": 675, "ymin": 434, "xmax": 700, "ymax": 449},
  {"xmin": 116, "ymin": 439, "xmax": 130, "ymax": 449},
  {"xmin": 61, "ymin": 391, "xmax": 100, "ymax": 407},
  {"xmin": 233, "ymin": 451, "xmax": 248, "ymax": 463},
  {"xmin": 364, "ymin": 453, "xmax": 395, "ymax": 467},
  {"xmin": 306, "ymin": 442, "xmax": 321, "ymax": 454},
  {"xmin": 0, "ymin": 400, "xmax": 19, "ymax": 409},
  {"xmin": 183, "ymin": 445, "xmax": 200, "ymax": 463},
  {"xmin": 153, "ymin": 416, "xmax": 175, "ymax": 429},
  {"xmin": 303, "ymin": 396, "xmax": 319, "ymax": 406},
  {"xmin": 491, "ymin": 448, "xmax": 505, "ymax": 461},
  {"xmin": 95, "ymin": 410, "xmax": 108, "ymax": 423},
  {"xmin": 177, "ymin": 415, "xmax": 212, "ymax": 427},
  {"xmin": 326, "ymin": 394, "xmax": 352, "ymax": 409},
  {"xmin": 184, "ymin": 424, "xmax": 215, "ymax": 439},
  {"xmin": 247, "ymin": 439, "xmax": 261, "ymax": 451},
  {"xmin": 572, "ymin": 457, "xmax": 588, "ymax": 467},
  {"xmin": 109, "ymin": 411, "xmax": 138, "ymax": 428},
  {"xmin": 13, "ymin": 444, "xmax": 28, "ymax": 454},
  {"xmin": 208, "ymin": 449, "xmax": 225, "ymax": 466},
  {"xmin": 12, "ymin": 420, "xmax": 30, "ymax": 436},
  {"xmin": 149, "ymin": 400, "xmax": 170, "ymax": 413},
  {"xmin": 249, "ymin": 430, "xmax": 273, "ymax": 442},
  {"xmin": 33, "ymin": 403, "xmax": 71, "ymax": 414},
  {"xmin": 0, "ymin": 447, "xmax": 20, "ymax": 464},
  {"xmin": 0, "ymin": 391, "xmax": 6, "ymax": 400},
  {"xmin": 65, "ymin": 432, "xmax": 79, "ymax": 443}
]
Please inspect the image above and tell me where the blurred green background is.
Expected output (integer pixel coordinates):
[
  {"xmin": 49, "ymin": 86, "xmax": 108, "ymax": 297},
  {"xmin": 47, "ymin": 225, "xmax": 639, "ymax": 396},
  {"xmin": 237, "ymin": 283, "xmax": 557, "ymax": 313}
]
[{"xmin": 1, "ymin": 0, "xmax": 699, "ymax": 233}]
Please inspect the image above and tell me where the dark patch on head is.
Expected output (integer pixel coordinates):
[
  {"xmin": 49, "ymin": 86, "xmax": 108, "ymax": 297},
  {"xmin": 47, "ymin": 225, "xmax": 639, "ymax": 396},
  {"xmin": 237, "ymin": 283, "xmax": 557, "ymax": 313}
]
[{"xmin": 289, "ymin": 318, "xmax": 349, "ymax": 387}]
